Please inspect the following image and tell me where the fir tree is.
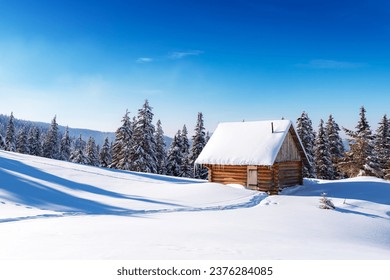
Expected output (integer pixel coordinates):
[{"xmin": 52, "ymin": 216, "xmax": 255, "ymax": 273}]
[
  {"xmin": 205, "ymin": 131, "xmax": 211, "ymax": 143},
  {"xmin": 130, "ymin": 100, "xmax": 157, "ymax": 173},
  {"xmin": 69, "ymin": 135, "xmax": 88, "ymax": 164},
  {"xmin": 154, "ymin": 119, "xmax": 167, "ymax": 175},
  {"xmin": 166, "ymin": 130, "xmax": 183, "ymax": 177},
  {"xmin": 374, "ymin": 114, "xmax": 390, "ymax": 178},
  {"xmin": 99, "ymin": 137, "xmax": 112, "ymax": 167},
  {"xmin": 180, "ymin": 125, "xmax": 193, "ymax": 177},
  {"xmin": 325, "ymin": 115, "xmax": 345, "ymax": 178},
  {"xmin": 340, "ymin": 106, "xmax": 382, "ymax": 177},
  {"xmin": 314, "ymin": 119, "xmax": 334, "ymax": 179},
  {"xmin": 5, "ymin": 112, "xmax": 16, "ymax": 152},
  {"xmin": 59, "ymin": 126, "xmax": 71, "ymax": 161},
  {"xmin": 190, "ymin": 112, "xmax": 208, "ymax": 179},
  {"xmin": 28, "ymin": 127, "xmax": 42, "ymax": 156},
  {"xmin": 86, "ymin": 137, "xmax": 99, "ymax": 166},
  {"xmin": 43, "ymin": 116, "xmax": 60, "ymax": 159},
  {"xmin": 296, "ymin": 111, "xmax": 316, "ymax": 178},
  {"xmin": 110, "ymin": 110, "xmax": 132, "ymax": 170},
  {"xmin": 0, "ymin": 133, "xmax": 4, "ymax": 150},
  {"xmin": 16, "ymin": 127, "xmax": 28, "ymax": 154}
]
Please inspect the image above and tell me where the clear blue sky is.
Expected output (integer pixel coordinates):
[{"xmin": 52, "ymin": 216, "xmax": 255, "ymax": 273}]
[{"xmin": 0, "ymin": 0, "xmax": 389, "ymax": 136}]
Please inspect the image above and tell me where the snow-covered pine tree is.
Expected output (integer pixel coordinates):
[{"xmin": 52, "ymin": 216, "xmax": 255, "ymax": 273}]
[
  {"xmin": 154, "ymin": 119, "xmax": 167, "ymax": 175},
  {"xmin": 205, "ymin": 131, "xmax": 211, "ymax": 143},
  {"xmin": 27, "ymin": 126, "xmax": 42, "ymax": 156},
  {"xmin": 325, "ymin": 114, "xmax": 345, "ymax": 178},
  {"xmin": 180, "ymin": 125, "xmax": 193, "ymax": 178},
  {"xmin": 110, "ymin": 110, "xmax": 132, "ymax": 170},
  {"xmin": 69, "ymin": 135, "xmax": 88, "ymax": 164},
  {"xmin": 99, "ymin": 137, "xmax": 112, "ymax": 167},
  {"xmin": 374, "ymin": 114, "xmax": 390, "ymax": 178},
  {"xmin": 59, "ymin": 126, "xmax": 71, "ymax": 161},
  {"xmin": 166, "ymin": 130, "xmax": 183, "ymax": 177},
  {"xmin": 16, "ymin": 127, "xmax": 28, "ymax": 154},
  {"xmin": 189, "ymin": 112, "xmax": 208, "ymax": 179},
  {"xmin": 0, "ymin": 132, "xmax": 4, "ymax": 150},
  {"xmin": 314, "ymin": 119, "xmax": 334, "ymax": 179},
  {"xmin": 296, "ymin": 111, "xmax": 316, "ymax": 178},
  {"xmin": 43, "ymin": 116, "xmax": 60, "ymax": 159},
  {"xmin": 339, "ymin": 106, "xmax": 382, "ymax": 177},
  {"xmin": 85, "ymin": 136, "xmax": 99, "ymax": 166},
  {"xmin": 130, "ymin": 100, "xmax": 158, "ymax": 173},
  {"xmin": 5, "ymin": 112, "xmax": 16, "ymax": 152}
]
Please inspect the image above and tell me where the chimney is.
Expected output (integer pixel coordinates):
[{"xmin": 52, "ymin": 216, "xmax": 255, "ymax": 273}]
[{"xmin": 271, "ymin": 122, "xmax": 274, "ymax": 133}]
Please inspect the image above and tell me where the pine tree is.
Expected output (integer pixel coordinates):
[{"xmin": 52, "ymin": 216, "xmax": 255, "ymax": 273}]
[
  {"xmin": 374, "ymin": 115, "xmax": 390, "ymax": 178},
  {"xmin": 69, "ymin": 135, "xmax": 88, "ymax": 164},
  {"xmin": 190, "ymin": 112, "xmax": 208, "ymax": 179},
  {"xmin": 296, "ymin": 111, "xmax": 316, "ymax": 178},
  {"xmin": 325, "ymin": 115, "xmax": 345, "ymax": 178},
  {"xmin": 16, "ymin": 127, "xmax": 28, "ymax": 154},
  {"xmin": 110, "ymin": 110, "xmax": 132, "ymax": 170},
  {"xmin": 166, "ymin": 130, "xmax": 183, "ymax": 177},
  {"xmin": 340, "ymin": 106, "xmax": 382, "ymax": 177},
  {"xmin": 59, "ymin": 126, "xmax": 71, "ymax": 161},
  {"xmin": 43, "ymin": 116, "xmax": 60, "ymax": 159},
  {"xmin": 28, "ymin": 127, "xmax": 42, "ymax": 156},
  {"xmin": 154, "ymin": 119, "xmax": 167, "ymax": 175},
  {"xmin": 5, "ymin": 112, "xmax": 16, "ymax": 152},
  {"xmin": 0, "ymin": 133, "xmax": 4, "ymax": 150},
  {"xmin": 130, "ymin": 100, "xmax": 157, "ymax": 173},
  {"xmin": 85, "ymin": 137, "xmax": 99, "ymax": 166},
  {"xmin": 99, "ymin": 137, "xmax": 112, "ymax": 167},
  {"xmin": 180, "ymin": 125, "xmax": 193, "ymax": 177},
  {"xmin": 314, "ymin": 119, "xmax": 334, "ymax": 179}
]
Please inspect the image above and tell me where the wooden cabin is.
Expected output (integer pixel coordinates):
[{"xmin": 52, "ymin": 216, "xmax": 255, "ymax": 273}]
[{"xmin": 195, "ymin": 120, "xmax": 309, "ymax": 194}]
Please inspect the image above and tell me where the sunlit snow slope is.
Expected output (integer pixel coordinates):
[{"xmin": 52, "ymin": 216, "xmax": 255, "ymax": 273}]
[{"xmin": 0, "ymin": 150, "xmax": 390, "ymax": 259}]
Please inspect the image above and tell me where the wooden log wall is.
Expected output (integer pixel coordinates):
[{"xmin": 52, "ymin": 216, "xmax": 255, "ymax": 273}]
[
  {"xmin": 206, "ymin": 165, "xmax": 247, "ymax": 186},
  {"xmin": 206, "ymin": 160, "xmax": 303, "ymax": 194},
  {"xmin": 273, "ymin": 161, "xmax": 303, "ymax": 189},
  {"xmin": 275, "ymin": 130, "xmax": 301, "ymax": 162},
  {"xmin": 257, "ymin": 166, "xmax": 274, "ymax": 193}
]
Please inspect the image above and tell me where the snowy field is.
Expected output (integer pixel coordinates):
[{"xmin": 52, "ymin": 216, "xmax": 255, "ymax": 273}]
[{"xmin": 0, "ymin": 150, "xmax": 390, "ymax": 259}]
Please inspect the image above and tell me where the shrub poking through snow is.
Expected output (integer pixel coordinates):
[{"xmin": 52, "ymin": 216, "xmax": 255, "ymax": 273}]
[{"xmin": 319, "ymin": 192, "xmax": 335, "ymax": 210}]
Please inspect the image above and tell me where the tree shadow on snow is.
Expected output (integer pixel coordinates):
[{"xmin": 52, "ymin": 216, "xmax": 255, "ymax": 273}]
[
  {"xmin": 107, "ymin": 168, "xmax": 206, "ymax": 184},
  {"xmin": 0, "ymin": 156, "xmax": 184, "ymax": 216},
  {"xmin": 292, "ymin": 179, "xmax": 390, "ymax": 206}
]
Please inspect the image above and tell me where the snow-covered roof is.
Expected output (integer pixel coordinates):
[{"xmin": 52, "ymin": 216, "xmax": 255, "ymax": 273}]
[{"xmin": 196, "ymin": 120, "xmax": 305, "ymax": 166}]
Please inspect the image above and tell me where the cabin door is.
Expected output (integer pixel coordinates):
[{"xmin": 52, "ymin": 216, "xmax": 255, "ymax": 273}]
[{"xmin": 247, "ymin": 166, "xmax": 258, "ymax": 189}]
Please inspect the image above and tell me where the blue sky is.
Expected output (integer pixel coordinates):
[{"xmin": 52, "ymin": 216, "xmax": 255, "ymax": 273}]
[{"xmin": 0, "ymin": 0, "xmax": 390, "ymax": 136}]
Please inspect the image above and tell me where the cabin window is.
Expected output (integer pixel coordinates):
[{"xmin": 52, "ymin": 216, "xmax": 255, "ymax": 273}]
[{"xmin": 247, "ymin": 166, "xmax": 258, "ymax": 188}]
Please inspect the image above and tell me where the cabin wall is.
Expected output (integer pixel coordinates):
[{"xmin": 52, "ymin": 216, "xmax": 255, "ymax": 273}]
[
  {"xmin": 206, "ymin": 165, "xmax": 247, "ymax": 186},
  {"xmin": 206, "ymin": 160, "xmax": 303, "ymax": 194},
  {"xmin": 257, "ymin": 166, "xmax": 277, "ymax": 193},
  {"xmin": 275, "ymin": 131, "xmax": 301, "ymax": 162},
  {"xmin": 273, "ymin": 161, "xmax": 303, "ymax": 189}
]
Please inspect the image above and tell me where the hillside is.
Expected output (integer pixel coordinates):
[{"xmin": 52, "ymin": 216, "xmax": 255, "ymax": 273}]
[{"xmin": 0, "ymin": 150, "xmax": 389, "ymax": 259}]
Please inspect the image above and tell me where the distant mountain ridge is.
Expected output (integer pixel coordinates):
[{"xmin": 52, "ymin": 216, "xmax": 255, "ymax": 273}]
[{"xmin": 0, "ymin": 114, "xmax": 172, "ymax": 147}]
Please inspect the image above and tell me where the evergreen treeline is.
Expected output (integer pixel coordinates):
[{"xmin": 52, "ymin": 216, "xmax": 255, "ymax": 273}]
[
  {"xmin": 0, "ymin": 100, "xmax": 209, "ymax": 180},
  {"xmin": 297, "ymin": 106, "xmax": 390, "ymax": 180},
  {"xmin": 2, "ymin": 103, "xmax": 389, "ymax": 181}
]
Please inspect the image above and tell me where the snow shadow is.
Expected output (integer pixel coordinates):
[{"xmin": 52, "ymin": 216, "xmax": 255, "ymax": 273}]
[
  {"xmin": 335, "ymin": 207, "xmax": 386, "ymax": 220},
  {"xmin": 108, "ymin": 168, "xmax": 205, "ymax": 184},
  {"xmin": 290, "ymin": 179, "xmax": 390, "ymax": 206},
  {"xmin": 0, "ymin": 157, "xmax": 182, "ymax": 215}
]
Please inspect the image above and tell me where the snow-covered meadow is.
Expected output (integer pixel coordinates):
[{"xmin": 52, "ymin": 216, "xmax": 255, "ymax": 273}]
[{"xmin": 0, "ymin": 150, "xmax": 389, "ymax": 259}]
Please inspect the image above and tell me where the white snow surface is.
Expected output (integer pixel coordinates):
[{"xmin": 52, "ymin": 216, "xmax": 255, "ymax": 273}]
[
  {"xmin": 195, "ymin": 119, "xmax": 294, "ymax": 165},
  {"xmin": 1, "ymin": 150, "xmax": 390, "ymax": 259}
]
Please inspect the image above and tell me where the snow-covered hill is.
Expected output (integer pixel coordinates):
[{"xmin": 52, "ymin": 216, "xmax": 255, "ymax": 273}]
[{"xmin": 0, "ymin": 150, "xmax": 389, "ymax": 259}]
